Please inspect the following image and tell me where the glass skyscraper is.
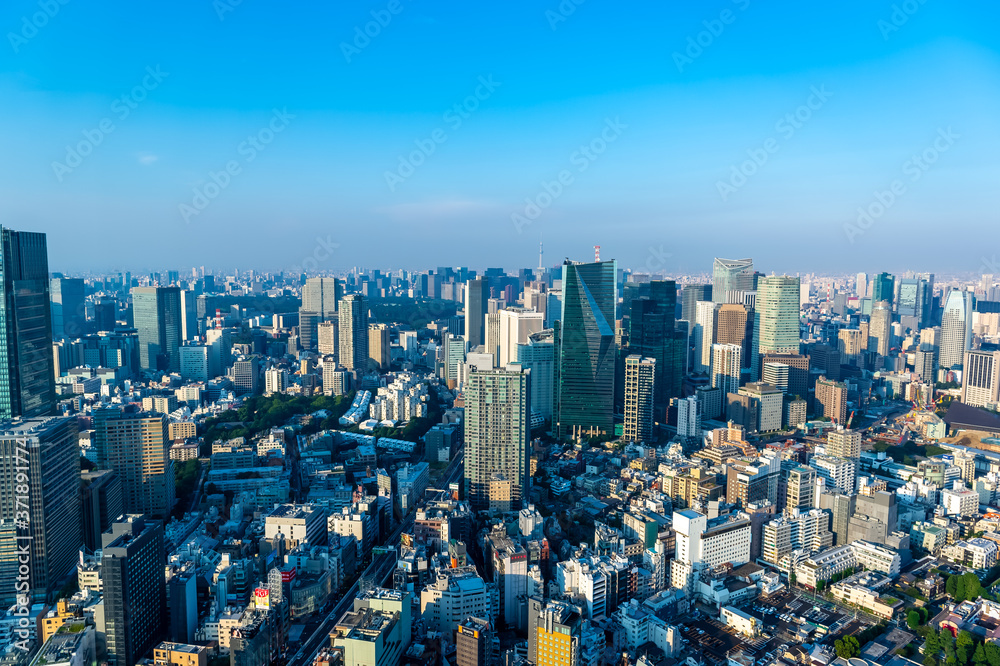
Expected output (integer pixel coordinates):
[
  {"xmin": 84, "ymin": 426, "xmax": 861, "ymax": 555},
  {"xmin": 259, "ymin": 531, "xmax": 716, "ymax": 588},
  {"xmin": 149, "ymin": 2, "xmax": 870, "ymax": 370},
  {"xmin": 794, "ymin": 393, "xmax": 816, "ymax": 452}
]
[
  {"xmin": 556, "ymin": 260, "xmax": 616, "ymax": 439},
  {"xmin": 628, "ymin": 280, "xmax": 682, "ymax": 421},
  {"xmin": 712, "ymin": 257, "xmax": 755, "ymax": 303},
  {"xmin": 0, "ymin": 227, "xmax": 56, "ymax": 419},
  {"xmin": 132, "ymin": 286, "xmax": 182, "ymax": 372},
  {"xmin": 751, "ymin": 275, "xmax": 801, "ymax": 380}
]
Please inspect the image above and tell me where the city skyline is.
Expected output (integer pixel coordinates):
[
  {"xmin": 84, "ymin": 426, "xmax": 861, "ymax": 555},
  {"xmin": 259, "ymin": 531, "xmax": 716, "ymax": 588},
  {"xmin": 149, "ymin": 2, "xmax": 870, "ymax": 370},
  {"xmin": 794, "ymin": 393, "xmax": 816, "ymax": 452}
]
[{"xmin": 1, "ymin": 3, "xmax": 998, "ymax": 273}]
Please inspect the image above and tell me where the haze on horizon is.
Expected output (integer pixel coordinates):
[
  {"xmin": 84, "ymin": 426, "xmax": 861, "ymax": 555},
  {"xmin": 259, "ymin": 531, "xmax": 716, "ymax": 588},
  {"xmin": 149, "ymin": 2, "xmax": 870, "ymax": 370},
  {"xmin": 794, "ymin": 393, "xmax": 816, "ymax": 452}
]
[{"xmin": 1, "ymin": 1, "xmax": 998, "ymax": 275}]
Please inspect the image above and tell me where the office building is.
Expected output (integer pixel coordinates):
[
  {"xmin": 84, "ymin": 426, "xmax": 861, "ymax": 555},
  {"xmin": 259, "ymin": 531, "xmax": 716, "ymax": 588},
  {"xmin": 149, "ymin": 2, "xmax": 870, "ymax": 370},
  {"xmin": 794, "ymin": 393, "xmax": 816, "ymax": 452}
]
[
  {"xmin": 527, "ymin": 598, "xmax": 585, "ymax": 666},
  {"xmin": 941, "ymin": 289, "xmax": 974, "ymax": 369},
  {"xmin": 779, "ymin": 465, "xmax": 816, "ymax": 513},
  {"xmin": 872, "ymin": 272, "xmax": 894, "ymax": 306},
  {"xmin": 302, "ymin": 277, "xmax": 342, "ymax": 320},
  {"xmin": 178, "ymin": 289, "xmax": 198, "ymax": 342},
  {"xmin": 712, "ymin": 258, "xmax": 755, "ymax": 304},
  {"xmin": 516, "ymin": 329, "xmax": 555, "ymax": 422},
  {"xmin": 368, "ymin": 323, "xmax": 391, "ymax": 370},
  {"xmin": 716, "ymin": 303, "xmax": 751, "ymax": 367},
  {"xmin": 711, "ymin": 343, "xmax": 742, "ymax": 397},
  {"xmin": 102, "ymin": 410, "xmax": 175, "ymax": 517},
  {"xmin": 752, "ymin": 276, "xmax": 800, "ymax": 380},
  {"xmin": 826, "ymin": 428, "xmax": 861, "ymax": 459},
  {"xmin": 693, "ymin": 300, "xmax": 719, "ymax": 373},
  {"xmin": 0, "ymin": 228, "xmax": 57, "ymax": 419},
  {"xmin": 869, "ymin": 300, "xmax": 892, "ymax": 356},
  {"xmin": 339, "ymin": 294, "xmax": 369, "ymax": 372},
  {"xmin": 232, "ymin": 355, "xmax": 261, "ymax": 395},
  {"xmin": 420, "ymin": 567, "xmax": 491, "ymax": 635},
  {"xmin": 809, "ymin": 454, "xmax": 856, "ymax": 495},
  {"xmin": 487, "ymin": 534, "xmax": 528, "ymax": 628},
  {"xmin": 102, "ymin": 516, "xmax": 167, "ymax": 666},
  {"xmin": 499, "ymin": 308, "xmax": 544, "ymax": 367},
  {"xmin": 838, "ymin": 329, "xmax": 865, "ymax": 366},
  {"xmin": 628, "ymin": 281, "xmax": 682, "ymax": 417},
  {"xmin": 465, "ymin": 278, "xmax": 490, "ymax": 349},
  {"xmin": 556, "ymin": 260, "xmax": 616, "ymax": 439},
  {"xmin": 676, "ymin": 395, "xmax": 700, "ymax": 439},
  {"xmin": 50, "ymin": 276, "xmax": 86, "ymax": 338},
  {"xmin": 962, "ymin": 350, "xmax": 1000, "ymax": 408},
  {"xmin": 847, "ymin": 491, "xmax": 897, "ymax": 545},
  {"xmin": 670, "ymin": 509, "xmax": 751, "ymax": 591},
  {"xmin": 0, "ymin": 418, "xmax": 81, "ymax": 605},
  {"xmin": 298, "ymin": 308, "xmax": 321, "ymax": 351},
  {"xmin": 81, "ymin": 469, "xmax": 125, "ymax": 553},
  {"xmin": 739, "ymin": 382, "xmax": 783, "ymax": 432},
  {"xmin": 818, "ymin": 490, "xmax": 856, "ymax": 546},
  {"xmin": 179, "ymin": 344, "xmax": 210, "ymax": 382},
  {"xmin": 465, "ymin": 367, "xmax": 530, "ymax": 511},
  {"xmin": 318, "ymin": 320, "xmax": 338, "ymax": 357},
  {"xmin": 681, "ymin": 284, "xmax": 712, "ymax": 333},
  {"xmin": 915, "ymin": 345, "xmax": 937, "ymax": 383},
  {"xmin": 456, "ymin": 617, "xmax": 496, "ymax": 666},
  {"xmin": 133, "ymin": 286, "xmax": 182, "ymax": 372}
]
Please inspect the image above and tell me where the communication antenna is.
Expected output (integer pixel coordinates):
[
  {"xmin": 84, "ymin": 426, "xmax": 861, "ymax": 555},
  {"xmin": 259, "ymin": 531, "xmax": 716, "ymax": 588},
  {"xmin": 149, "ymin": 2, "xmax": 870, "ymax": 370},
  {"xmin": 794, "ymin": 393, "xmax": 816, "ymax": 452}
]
[{"xmin": 594, "ymin": 245, "xmax": 601, "ymax": 262}]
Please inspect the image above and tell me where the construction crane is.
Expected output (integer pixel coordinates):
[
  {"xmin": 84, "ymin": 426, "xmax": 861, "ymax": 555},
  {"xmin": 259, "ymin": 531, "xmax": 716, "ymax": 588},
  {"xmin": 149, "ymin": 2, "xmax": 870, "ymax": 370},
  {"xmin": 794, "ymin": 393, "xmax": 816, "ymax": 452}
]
[{"xmin": 846, "ymin": 410, "xmax": 855, "ymax": 429}]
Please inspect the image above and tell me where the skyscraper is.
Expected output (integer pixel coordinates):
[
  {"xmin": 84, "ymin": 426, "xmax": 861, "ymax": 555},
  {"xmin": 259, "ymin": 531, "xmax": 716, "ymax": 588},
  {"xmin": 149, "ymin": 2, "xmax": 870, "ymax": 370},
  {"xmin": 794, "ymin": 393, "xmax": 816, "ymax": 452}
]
[
  {"xmin": 0, "ymin": 228, "xmax": 56, "ymax": 419},
  {"xmin": 872, "ymin": 272, "xmax": 895, "ymax": 306},
  {"xmin": 941, "ymin": 289, "xmax": 974, "ymax": 370},
  {"xmin": 102, "ymin": 410, "xmax": 175, "ymax": 517},
  {"xmin": 680, "ymin": 284, "xmax": 712, "ymax": 333},
  {"xmin": 0, "ymin": 417, "xmax": 81, "ymax": 605},
  {"xmin": 622, "ymin": 355, "xmax": 655, "ymax": 442},
  {"xmin": 465, "ymin": 366, "xmax": 530, "ymax": 511},
  {"xmin": 712, "ymin": 258, "xmax": 755, "ymax": 304},
  {"xmin": 302, "ymin": 277, "xmax": 342, "ymax": 320},
  {"xmin": 338, "ymin": 294, "xmax": 369, "ymax": 371},
  {"xmin": 465, "ymin": 278, "xmax": 490, "ymax": 349},
  {"xmin": 102, "ymin": 516, "xmax": 167, "ymax": 666},
  {"xmin": 132, "ymin": 286, "xmax": 182, "ymax": 372},
  {"xmin": 516, "ymin": 329, "xmax": 556, "ymax": 422},
  {"xmin": 751, "ymin": 276, "xmax": 800, "ymax": 380},
  {"xmin": 628, "ymin": 281, "xmax": 682, "ymax": 419},
  {"xmin": 711, "ymin": 343, "xmax": 742, "ymax": 398},
  {"xmin": 368, "ymin": 323, "xmax": 391, "ymax": 370},
  {"xmin": 869, "ymin": 300, "xmax": 892, "ymax": 356},
  {"xmin": 498, "ymin": 308, "xmax": 544, "ymax": 367},
  {"xmin": 693, "ymin": 301, "xmax": 719, "ymax": 374},
  {"xmin": 556, "ymin": 260, "xmax": 616, "ymax": 439},
  {"xmin": 962, "ymin": 350, "xmax": 1000, "ymax": 408},
  {"xmin": 49, "ymin": 276, "xmax": 86, "ymax": 338}
]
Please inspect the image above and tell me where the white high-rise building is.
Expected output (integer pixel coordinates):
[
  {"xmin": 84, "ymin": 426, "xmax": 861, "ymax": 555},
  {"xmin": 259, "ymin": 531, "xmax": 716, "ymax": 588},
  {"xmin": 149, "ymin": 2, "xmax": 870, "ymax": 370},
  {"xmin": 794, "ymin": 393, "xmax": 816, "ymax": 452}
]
[
  {"xmin": 711, "ymin": 343, "xmax": 742, "ymax": 396},
  {"xmin": 676, "ymin": 396, "xmax": 700, "ymax": 439},
  {"xmin": 498, "ymin": 308, "xmax": 544, "ymax": 367},
  {"xmin": 941, "ymin": 289, "xmax": 974, "ymax": 370},
  {"xmin": 264, "ymin": 367, "xmax": 288, "ymax": 395},
  {"xmin": 809, "ymin": 455, "xmax": 856, "ymax": 495},
  {"xmin": 670, "ymin": 510, "xmax": 751, "ymax": 592},
  {"xmin": 962, "ymin": 350, "xmax": 1000, "ymax": 409},
  {"xmin": 694, "ymin": 301, "xmax": 719, "ymax": 373}
]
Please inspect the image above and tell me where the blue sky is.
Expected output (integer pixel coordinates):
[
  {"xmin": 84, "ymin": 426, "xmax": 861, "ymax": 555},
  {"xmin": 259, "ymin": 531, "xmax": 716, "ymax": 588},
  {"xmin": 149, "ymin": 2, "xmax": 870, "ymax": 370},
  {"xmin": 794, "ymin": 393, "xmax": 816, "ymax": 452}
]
[{"xmin": 0, "ymin": 0, "xmax": 998, "ymax": 276}]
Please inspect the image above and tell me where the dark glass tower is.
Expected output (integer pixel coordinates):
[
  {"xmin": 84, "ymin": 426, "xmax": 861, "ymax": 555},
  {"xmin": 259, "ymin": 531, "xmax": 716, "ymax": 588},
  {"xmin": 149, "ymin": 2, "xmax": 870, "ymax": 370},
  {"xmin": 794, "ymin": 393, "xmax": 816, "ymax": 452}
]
[
  {"xmin": 873, "ymin": 272, "xmax": 895, "ymax": 307},
  {"xmin": 49, "ymin": 277, "xmax": 86, "ymax": 338},
  {"xmin": 0, "ymin": 228, "xmax": 57, "ymax": 419},
  {"xmin": 132, "ymin": 286, "xmax": 182, "ymax": 372},
  {"xmin": 465, "ymin": 278, "xmax": 489, "ymax": 348},
  {"xmin": 628, "ymin": 280, "xmax": 681, "ymax": 422},
  {"xmin": 556, "ymin": 260, "xmax": 616, "ymax": 439}
]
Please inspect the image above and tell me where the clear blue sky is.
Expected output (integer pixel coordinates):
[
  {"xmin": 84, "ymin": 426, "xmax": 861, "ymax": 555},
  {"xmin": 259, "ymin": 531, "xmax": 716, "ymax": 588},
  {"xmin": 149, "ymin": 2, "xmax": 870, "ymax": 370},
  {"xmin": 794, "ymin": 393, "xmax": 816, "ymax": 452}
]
[{"xmin": 0, "ymin": 1, "xmax": 997, "ymax": 276}]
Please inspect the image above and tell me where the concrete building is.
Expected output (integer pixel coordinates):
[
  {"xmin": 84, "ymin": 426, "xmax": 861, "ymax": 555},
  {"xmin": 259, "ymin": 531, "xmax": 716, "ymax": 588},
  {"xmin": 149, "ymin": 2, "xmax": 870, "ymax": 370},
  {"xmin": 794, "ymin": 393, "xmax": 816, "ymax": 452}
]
[
  {"xmin": 962, "ymin": 350, "xmax": 1000, "ymax": 409},
  {"xmin": 420, "ymin": 567, "xmax": 491, "ymax": 635},
  {"xmin": 332, "ymin": 588, "xmax": 411, "ymax": 666},
  {"xmin": 815, "ymin": 376, "xmax": 848, "ymax": 424},
  {"xmin": 623, "ymin": 355, "xmax": 656, "ymax": 442}
]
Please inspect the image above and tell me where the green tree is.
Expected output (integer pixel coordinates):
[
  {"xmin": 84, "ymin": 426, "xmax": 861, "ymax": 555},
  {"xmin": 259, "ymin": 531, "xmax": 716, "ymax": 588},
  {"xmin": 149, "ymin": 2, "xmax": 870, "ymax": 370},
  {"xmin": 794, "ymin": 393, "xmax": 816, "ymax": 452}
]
[
  {"xmin": 963, "ymin": 573, "xmax": 982, "ymax": 601},
  {"xmin": 986, "ymin": 643, "xmax": 1000, "ymax": 666},
  {"xmin": 836, "ymin": 637, "xmax": 861, "ymax": 659},
  {"xmin": 974, "ymin": 643, "xmax": 988, "ymax": 666},
  {"xmin": 956, "ymin": 577, "xmax": 967, "ymax": 603},
  {"xmin": 908, "ymin": 610, "xmax": 922, "ymax": 630},
  {"xmin": 947, "ymin": 575, "xmax": 959, "ymax": 599}
]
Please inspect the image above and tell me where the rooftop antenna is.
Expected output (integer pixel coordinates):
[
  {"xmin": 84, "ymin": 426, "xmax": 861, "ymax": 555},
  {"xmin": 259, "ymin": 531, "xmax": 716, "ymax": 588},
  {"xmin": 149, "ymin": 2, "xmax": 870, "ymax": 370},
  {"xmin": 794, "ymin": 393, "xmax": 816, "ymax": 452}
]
[
  {"xmin": 594, "ymin": 245, "xmax": 601, "ymax": 262},
  {"xmin": 538, "ymin": 238, "xmax": 544, "ymax": 273}
]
